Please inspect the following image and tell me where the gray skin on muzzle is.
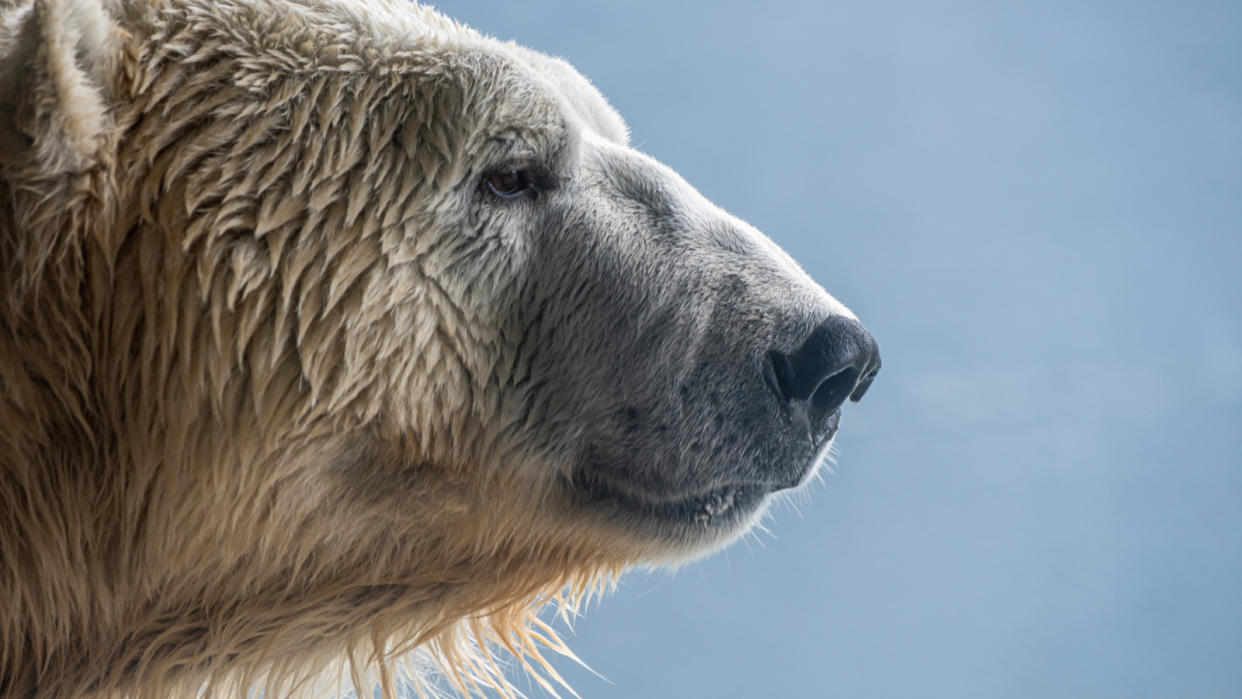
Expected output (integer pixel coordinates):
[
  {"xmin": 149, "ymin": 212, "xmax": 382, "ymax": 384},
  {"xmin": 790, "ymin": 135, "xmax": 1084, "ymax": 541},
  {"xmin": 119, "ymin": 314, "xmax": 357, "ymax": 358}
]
[{"xmin": 494, "ymin": 136, "xmax": 880, "ymax": 542}]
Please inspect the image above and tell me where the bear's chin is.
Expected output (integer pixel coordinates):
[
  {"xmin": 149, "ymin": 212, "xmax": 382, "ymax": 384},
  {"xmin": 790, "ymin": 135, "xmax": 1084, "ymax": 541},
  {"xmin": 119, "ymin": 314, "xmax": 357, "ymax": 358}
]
[
  {"xmin": 575, "ymin": 473, "xmax": 770, "ymax": 527},
  {"xmin": 572, "ymin": 479, "xmax": 774, "ymax": 558},
  {"xmin": 564, "ymin": 405, "xmax": 843, "ymax": 554},
  {"xmin": 569, "ymin": 446, "xmax": 837, "ymax": 557}
]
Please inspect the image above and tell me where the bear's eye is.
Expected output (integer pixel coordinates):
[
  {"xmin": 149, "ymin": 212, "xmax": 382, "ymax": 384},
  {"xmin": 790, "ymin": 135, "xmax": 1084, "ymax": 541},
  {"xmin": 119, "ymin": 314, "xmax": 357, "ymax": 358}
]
[{"xmin": 483, "ymin": 168, "xmax": 532, "ymax": 199}]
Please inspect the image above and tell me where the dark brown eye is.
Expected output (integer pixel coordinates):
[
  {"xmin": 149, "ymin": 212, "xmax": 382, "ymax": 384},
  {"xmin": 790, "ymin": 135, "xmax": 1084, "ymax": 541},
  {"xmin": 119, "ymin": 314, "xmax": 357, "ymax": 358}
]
[{"xmin": 483, "ymin": 168, "xmax": 531, "ymax": 199}]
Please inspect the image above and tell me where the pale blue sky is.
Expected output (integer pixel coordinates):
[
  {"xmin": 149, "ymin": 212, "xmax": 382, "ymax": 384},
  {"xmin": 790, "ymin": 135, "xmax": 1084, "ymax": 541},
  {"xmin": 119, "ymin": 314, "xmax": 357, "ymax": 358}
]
[{"xmin": 446, "ymin": 1, "xmax": 1242, "ymax": 696}]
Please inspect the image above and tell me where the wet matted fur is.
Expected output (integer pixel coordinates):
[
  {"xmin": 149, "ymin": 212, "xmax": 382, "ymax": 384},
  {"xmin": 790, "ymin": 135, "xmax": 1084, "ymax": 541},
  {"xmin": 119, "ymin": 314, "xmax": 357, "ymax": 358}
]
[{"xmin": 0, "ymin": 0, "xmax": 878, "ymax": 695}]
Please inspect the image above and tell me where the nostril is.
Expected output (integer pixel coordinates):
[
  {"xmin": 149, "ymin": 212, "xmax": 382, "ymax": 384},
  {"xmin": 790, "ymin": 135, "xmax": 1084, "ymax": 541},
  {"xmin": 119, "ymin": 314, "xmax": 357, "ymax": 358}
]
[
  {"xmin": 810, "ymin": 366, "xmax": 861, "ymax": 416},
  {"xmin": 764, "ymin": 315, "xmax": 881, "ymax": 415}
]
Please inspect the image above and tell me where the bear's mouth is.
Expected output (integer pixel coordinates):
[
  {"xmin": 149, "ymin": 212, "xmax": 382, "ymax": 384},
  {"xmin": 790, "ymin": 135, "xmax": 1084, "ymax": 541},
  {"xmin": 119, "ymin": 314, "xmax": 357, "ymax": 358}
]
[{"xmin": 571, "ymin": 470, "xmax": 769, "ymax": 528}]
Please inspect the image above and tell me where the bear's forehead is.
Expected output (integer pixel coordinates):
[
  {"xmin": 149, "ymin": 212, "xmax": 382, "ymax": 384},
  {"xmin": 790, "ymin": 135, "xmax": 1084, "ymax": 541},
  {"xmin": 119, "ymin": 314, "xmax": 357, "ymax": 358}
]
[
  {"xmin": 503, "ymin": 45, "xmax": 630, "ymax": 147},
  {"xmin": 122, "ymin": 0, "xmax": 628, "ymax": 146}
]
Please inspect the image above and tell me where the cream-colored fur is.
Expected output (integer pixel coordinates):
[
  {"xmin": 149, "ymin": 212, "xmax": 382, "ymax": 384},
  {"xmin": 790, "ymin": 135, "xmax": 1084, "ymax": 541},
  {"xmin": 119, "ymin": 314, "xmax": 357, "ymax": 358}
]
[
  {"xmin": 1, "ymin": 0, "xmax": 634, "ymax": 694},
  {"xmin": 0, "ymin": 0, "xmax": 870, "ymax": 695}
]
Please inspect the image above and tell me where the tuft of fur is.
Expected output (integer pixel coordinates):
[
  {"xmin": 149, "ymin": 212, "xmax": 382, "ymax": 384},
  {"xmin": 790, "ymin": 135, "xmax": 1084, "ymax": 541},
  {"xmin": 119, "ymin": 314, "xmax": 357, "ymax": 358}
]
[{"xmin": 1, "ymin": 0, "xmax": 641, "ymax": 695}]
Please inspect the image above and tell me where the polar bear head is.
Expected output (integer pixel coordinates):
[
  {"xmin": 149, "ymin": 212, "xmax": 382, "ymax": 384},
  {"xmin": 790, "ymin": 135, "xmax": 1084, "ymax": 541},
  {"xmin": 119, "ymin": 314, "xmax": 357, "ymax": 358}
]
[{"xmin": 0, "ymin": 0, "xmax": 879, "ymax": 694}]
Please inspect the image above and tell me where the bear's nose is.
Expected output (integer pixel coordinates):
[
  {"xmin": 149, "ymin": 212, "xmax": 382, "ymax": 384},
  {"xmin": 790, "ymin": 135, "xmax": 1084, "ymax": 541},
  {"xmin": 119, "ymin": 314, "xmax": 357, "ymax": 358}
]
[{"xmin": 763, "ymin": 316, "xmax": 881, "ymax": 418}]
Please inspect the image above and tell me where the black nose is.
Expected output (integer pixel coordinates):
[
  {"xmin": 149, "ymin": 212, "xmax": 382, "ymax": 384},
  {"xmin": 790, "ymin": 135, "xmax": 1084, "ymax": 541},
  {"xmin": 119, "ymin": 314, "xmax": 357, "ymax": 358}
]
[{"xmin": 763, "ymin": 316, "xmax": 881, "ymax": 417}]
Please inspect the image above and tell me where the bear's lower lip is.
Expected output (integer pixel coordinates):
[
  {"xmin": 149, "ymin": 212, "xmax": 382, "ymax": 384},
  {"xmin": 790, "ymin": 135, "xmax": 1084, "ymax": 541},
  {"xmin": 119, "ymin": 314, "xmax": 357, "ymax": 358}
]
[{"xmin": 572, "ymin": 471, "xmax": 769, "ymax": 527}]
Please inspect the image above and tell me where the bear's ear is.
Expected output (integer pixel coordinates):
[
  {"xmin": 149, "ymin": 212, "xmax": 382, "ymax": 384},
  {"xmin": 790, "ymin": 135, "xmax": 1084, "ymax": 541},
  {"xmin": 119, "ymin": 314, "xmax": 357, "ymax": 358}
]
[{"xmin": 0, "ymin": 0, "xmax": 120, "ymax": 172}]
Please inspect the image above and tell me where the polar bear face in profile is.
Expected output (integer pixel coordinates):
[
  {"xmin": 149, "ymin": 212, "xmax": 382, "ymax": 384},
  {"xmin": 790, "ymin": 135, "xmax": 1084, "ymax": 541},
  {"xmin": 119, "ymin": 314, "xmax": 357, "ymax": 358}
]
[
  {"xmin": 418, "ymin": 43, "xmax": 882, "ymax": 554},
  {"xmin": 0, "ymin": 0, "xmax": 880, "ymax": 695}
]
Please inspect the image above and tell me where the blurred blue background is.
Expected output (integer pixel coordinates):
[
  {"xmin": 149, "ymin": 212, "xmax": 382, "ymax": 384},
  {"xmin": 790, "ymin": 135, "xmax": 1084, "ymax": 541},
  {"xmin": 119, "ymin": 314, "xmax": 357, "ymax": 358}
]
[{"xmin": 448, "ymin": 1, "xmax": 1242, "ymax": 697}]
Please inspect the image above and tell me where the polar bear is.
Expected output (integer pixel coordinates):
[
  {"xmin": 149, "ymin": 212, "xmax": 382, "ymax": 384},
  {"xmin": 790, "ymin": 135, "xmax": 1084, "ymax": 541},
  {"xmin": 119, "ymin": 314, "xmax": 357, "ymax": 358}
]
[{"xmin": 0, "ymin": 0, "xmax": 880, "ymax": 695}]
